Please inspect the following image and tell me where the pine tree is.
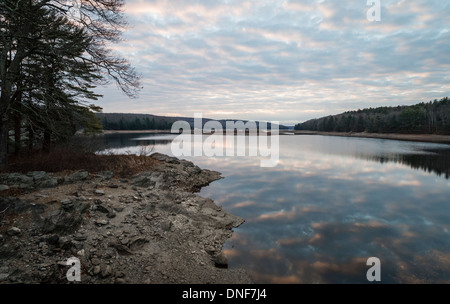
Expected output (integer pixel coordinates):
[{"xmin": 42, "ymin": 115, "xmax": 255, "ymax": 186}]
[{"xmin": 0, "ymin": 0, "xmax": 140, "ymax": 168}]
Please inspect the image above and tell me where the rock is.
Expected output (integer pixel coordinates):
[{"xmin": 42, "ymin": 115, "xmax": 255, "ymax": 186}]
[
  {"xmin": 97, "ymin": 171, "xmax": 115, "ymax": 181},
  {"xmin": 94, "ymin": 203, "xmax": 116, "ymax": 218},
  {"xmin": 58, "ymin": 237, "xmax": 72, "ymax": 249},
  {"xmin": 115, "ymin": 271, "xmax": 125, "ymax": 278},
  {"xmin": 109, "ymin": 243, "xmax": 133, "ymax": 255},
  {"xmin": 151, "ymin": 153, "xmax": 179, "ymax": 164},
  {"xmin": 61, "ymin": 198, "xmax": 73, "ymax": 209},
  {"xmin": 94, "ymin": 190, "xmax": 105, "ymax": 196},
  {"xmin": 7, "ymin": 227, "xmax": 21, "ymax": 236},
  {"xmin": 213, "ymin": 252, "xmax": 228, "ymax": 268},
  {"xmin": 41, "ymin": 201, "xmax": 90, "ymax": 234},
  {"xmin": 103, "ymin": 248, "xmax": 115, "ymax": 259},
  {"xmin": 0, "ymin": 185, "xmax": 9, "ymax": 191},
  {"xmin": 160, "ymin": 221, "xmax": 172, "ymax": 231},
  {"xmin": 27, "ymin": 171, "xmax": 47, "ymax": 180},
  {"xmin": 36, "ymin": 178, "xmax": 60, "ymax": 188},
  {"xmin": 93, "ymin": 265, "xmax": 101, "ymax": 275},
  {"xmin": 204, "ymin": 245, "xmax": 216, "ymax": 254},
  {"xmin": 113, "ymin": 205, "xmax": 125, "ymax": 212},
  {"xmin": 0, "ymin": 267, "xmax": 9, "ymax": 281},
  {"xmin": 95, "ymin": 219, "xmax": 109, "ymax": 226},
  {"xmin": 128, "ymin": 237, "xmax": 148, "ymax": 251},
  {"xmin": 94, "ymin": 203, "xmax": 109, "ymax": 213},
  {"xmin": 0, "ymin": 153, "xmax": 251, "ymax": 284},
  {"xmin": 101, "ymin": 265, "xmax": 112, "ymax": 278},
  {"xmin": 131, "ymin": 176, "xmax": 154, "ymax": 188},
  {"xmin": 26, "ymin": 171, "xmax": 60, "ymax": 188},
  {"xmin": 72, "ymin": 241, "xmax": 84, "ymax": 250},
  {"xmin": 106, "ymin": 211, "xmax": 116, "ymax": 219},
  {"xmin": 47, "ymin": 235, "xmax": 59, "ymax": 245},
  {"xmin": 0, "ymin": 243, "xmax": 16, "ymax": 259},
  {"xmin": 74, "ymin": 234, "xmax": 87, "ymax": 241},
  {"xmin": 65, "ymin": 171, "xmax": 89, "ymax": 183},
  {"xmin": 57, "ymin": 261, "xmax": 67, "ymax": 267},
  {"xmin": 0, "ymin": 173, "xmax": 33, "ymax": 187},
  {"xmin": 0, "ymin": 196, "xmax": 45, "ymax": 216}
]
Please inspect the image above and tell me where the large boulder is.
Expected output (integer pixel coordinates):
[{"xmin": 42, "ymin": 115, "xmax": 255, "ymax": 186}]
[
  {"xmin": 27, "ymin": 171, "xmax": 61, "ymax": 188},
  {"xmin": 0, "ymin": 172, "xmax": 60, "ymax": 190},
  {"xmin": 64, "ymin": 170, "xmax": 89, "ymax": 184},
  {"xmin": 0, "ymin": 173, "xmax": 33, "ymax": 189},
  {"xmin": 41, "ymin": 199, "xmax": 91, "ymax": 234}
]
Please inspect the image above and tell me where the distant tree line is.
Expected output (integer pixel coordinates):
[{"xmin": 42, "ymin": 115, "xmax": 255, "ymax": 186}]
[
  {"xmin": 97, "ymin": 113, "xmax": 290, "ymax": 131},
  {"xmin": 294, "ymin": 97, "xmax": 450, "ymax": 135},
  {"xmin": 100, "ymin": 115, "xmax": 172, "ymax": 130},
  {"xmin": 0, "ymin": 0, "xmax": 140, "ymax": 168}
]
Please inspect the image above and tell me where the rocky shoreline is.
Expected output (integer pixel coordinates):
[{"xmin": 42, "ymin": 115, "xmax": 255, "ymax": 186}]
[{"xmin": 0, "ymin": 153, "xmax": 252, "ymax": 284}]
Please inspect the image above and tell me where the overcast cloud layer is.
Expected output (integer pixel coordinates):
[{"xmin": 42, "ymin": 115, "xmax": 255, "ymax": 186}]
[{"xmin": 95, "ymin": 0, "xmax": 450, "ymax": 125}]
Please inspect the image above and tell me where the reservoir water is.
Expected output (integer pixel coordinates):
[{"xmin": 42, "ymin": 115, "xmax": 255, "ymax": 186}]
[{"xmin": 99, "ymin": 133, "xmax": 450, "ymax": 283}]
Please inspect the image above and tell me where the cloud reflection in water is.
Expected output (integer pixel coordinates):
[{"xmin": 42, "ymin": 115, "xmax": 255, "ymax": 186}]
[{"xmin": 101, "ymin": 133, "xmax": 450, "ymax": 283}]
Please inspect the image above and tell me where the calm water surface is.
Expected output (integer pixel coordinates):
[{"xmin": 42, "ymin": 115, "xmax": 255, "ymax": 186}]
[{"xmin": 100, "ymin": 133, "xmax": 450, "ymax": 283}]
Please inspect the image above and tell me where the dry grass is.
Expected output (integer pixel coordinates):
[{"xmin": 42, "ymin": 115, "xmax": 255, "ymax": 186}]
[{"xmin": 3, "ymin": 148, "xmax": 157, "ymax": 178}]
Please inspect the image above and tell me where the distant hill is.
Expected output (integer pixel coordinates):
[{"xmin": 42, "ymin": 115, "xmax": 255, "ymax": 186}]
[
  {"xmin": 294, "ymin": 97, "xmax": 450, "ymax": 135},
  {"xmin": 96, "ymin": 113, "xmax": 289, "ymax": 131}
]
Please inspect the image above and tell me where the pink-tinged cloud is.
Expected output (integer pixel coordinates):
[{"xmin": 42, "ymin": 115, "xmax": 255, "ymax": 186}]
[{"xmin": 95, "ymin": 0, "xmax": 450, "ymax": 124}]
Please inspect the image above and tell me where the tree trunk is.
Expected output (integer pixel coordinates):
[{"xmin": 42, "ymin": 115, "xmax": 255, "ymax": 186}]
[
  {"xmin": 0, "ymin": 39, "xmax": 27, "ymax": 169},
  {"xmin": 28, "ymin": 122, "xmax": 34, "ymax": 152},
  {"xmin": 0, "ymin": 118, "xmax": 8, "ymax": 169},
  {"xmin": 0, "ymin": 80, "xmax": 11, "ymax": 169},
  {"xmin": 43, "ymin": 129, "xmax": 51, "ymax": 153},
  {"xmin": 14, "ymin": 112, "xmax": 21, "ymax": 155},
  {"xmin": 0, "ymin": 89, "xmax": 11, "ymax": 169}
]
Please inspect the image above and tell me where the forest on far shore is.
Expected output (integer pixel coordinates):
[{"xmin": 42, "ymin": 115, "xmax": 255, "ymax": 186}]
[
  {"xmin": 97, "ymin": 113, "xmax": 174, "ymax": 131},
  {"xmin": 96, "ymin": 113, "xmax": 290, "ymax": 131},
  {"xmin": 295, "ymin": 97, "xmax": 450, "ymax": 135}
]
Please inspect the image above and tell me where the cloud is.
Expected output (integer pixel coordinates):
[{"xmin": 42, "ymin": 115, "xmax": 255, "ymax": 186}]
[{"xmin": 95, "ymin": 0, "xmax": 450, "ymax": 124}]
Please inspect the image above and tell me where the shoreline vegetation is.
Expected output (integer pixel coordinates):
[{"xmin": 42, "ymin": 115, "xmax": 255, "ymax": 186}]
[
  {"xmin": 292, "ymin": 130, "xmax": 450, "ymax": 145},
  {"xmin": 101, "ymin": 129, "xmax": 450, "ymax": 145},
  {"xmin": 294, "ymin": 97, "xmax": 450, "ymax": 137}
]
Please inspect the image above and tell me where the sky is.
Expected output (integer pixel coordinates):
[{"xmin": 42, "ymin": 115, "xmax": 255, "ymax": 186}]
[{"xmin": 94, "ymin": 0, "xmax": 450, "ymax": 125}]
